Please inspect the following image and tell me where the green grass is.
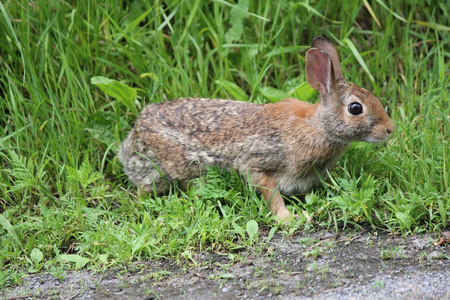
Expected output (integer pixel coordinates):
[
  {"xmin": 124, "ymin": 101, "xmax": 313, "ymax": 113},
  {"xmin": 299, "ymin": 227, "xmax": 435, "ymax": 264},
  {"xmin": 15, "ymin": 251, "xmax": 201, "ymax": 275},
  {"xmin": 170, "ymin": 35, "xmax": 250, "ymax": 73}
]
[{"xmin": 0, "ymin": 0, "xmax": 449, "ymax": 288}]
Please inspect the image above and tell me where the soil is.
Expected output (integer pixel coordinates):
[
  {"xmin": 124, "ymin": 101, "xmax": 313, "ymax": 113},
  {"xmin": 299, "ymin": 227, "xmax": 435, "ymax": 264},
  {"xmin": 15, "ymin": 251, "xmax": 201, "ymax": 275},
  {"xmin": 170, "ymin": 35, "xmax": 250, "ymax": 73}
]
[{"xmin": 3, "ymin": 230, "xmax": 450, "ymax": 300}]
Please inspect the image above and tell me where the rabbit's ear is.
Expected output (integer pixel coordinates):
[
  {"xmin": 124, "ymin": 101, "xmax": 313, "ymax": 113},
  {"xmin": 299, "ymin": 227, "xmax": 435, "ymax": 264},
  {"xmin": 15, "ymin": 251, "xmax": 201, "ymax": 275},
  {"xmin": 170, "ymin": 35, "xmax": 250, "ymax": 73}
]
[
  {"xmin": 306, "ymin": 48, "xmax": 333, "ymax": 95},
  {"xmin": 311, "ymin": 37, "xmax": 344, "ymax": 82}
]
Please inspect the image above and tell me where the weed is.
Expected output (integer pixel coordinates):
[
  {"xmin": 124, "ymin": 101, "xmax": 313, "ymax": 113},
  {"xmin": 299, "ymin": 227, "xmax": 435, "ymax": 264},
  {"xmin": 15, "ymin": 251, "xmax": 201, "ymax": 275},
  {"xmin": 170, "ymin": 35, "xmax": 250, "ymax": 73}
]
[
  {"xmin": 303, "ymin": 247, "xmax": 322, "ymax": 259},
  {"xmin": 142, "ymin": 270, "xmax": 171, "ymax": 282},
  {"xmin": 372, "ymin": 280, "xmax": 385, "ymax": 289},
  {"xmin": 306, "ymin": 261, "xmax": 318, "ymax": 272},
  {"xmin": 298, "ymin": 237, "xmax": 320, "ymax": 247},
  {"xmin": 48, "ymin": 266, "xmax": 67, "ymax": 281},
  {"xmin": 380, "ymin": 246, "xmax": 405, "ymax": 260},
  {"xmin": 145, "ymin": 289, "xmax": 163, "ymax": 300}
]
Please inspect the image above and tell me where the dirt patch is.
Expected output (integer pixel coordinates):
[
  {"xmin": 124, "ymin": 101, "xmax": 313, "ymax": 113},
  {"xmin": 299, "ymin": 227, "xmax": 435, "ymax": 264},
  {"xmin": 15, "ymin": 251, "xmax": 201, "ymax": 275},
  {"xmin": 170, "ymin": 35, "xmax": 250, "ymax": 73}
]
[{"xmin": 3, "ymin": 231, "xmax": 449, "ymax": 299}]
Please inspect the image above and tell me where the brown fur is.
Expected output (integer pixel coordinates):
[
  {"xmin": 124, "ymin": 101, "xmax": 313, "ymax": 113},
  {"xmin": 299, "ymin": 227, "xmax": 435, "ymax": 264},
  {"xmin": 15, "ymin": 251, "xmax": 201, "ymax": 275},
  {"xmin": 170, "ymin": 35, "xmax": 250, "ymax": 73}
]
[{"xmin": 119, "ymin": 37, "xmax": 395, "ymax": 221}]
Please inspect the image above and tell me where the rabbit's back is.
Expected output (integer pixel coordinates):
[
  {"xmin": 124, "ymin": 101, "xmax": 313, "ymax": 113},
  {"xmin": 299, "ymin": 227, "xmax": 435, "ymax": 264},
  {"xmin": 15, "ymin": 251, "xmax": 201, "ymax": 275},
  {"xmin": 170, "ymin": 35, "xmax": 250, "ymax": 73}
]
[{"xmin": 119, "ymin": 98, "xmax": 291, "ymax": 191}]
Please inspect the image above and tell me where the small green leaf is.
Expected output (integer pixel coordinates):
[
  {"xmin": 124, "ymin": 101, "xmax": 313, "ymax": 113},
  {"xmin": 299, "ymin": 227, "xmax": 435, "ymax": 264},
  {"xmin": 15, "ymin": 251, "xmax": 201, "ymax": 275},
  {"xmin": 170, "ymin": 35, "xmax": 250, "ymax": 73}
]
[
  {"xmin": 91, "ymin": 76, "xmax": 138, "ymax": 115},
  {"xmin": 91, "ymin": 76, "xmax": 136, "ymax": 101},
  {"xmin": 232, "ymin": 222, "xmax": 246, "ymax": 239},
  {"xmin": 289, "ymin": 82, "xmax": 318, "ymax": 101},
  {"xmin": 225, "ymin": 0, "xmax": 249, "ymax": 43},
  {"xmin": 30, "ymin": 248, "xmax": 44, "ymax": 264},
  {"xmin": 246, "ymin": 220, "xmax": 259, "ymax": 241},
  {"xmin": 266, "ymin": 226, "xmax": 277, "ymax": 244},
  {"xmin": 0, "ymin": 214, "xmax": 20, "ymax": 245},
  {"xmin": 305, "ymin": 193, "xmax": 314, "ymax": 205},
  {"xmin": 395, "ymin": 212, "xmax": 412, "ymax": 230},
  {"xmin": 99, "ymin": 254, "xmax": 109, "ymax": 263},
  {"xmin": 60, "ymin": 254, "xmax": 90, "ymax": 269},
  {"xmin": 215, "ymin": 79, "xmax": 248, "ymax": 100},
  {"xmin": 260, "ymin": 87, "xmax": 288, "ymax": 103}
]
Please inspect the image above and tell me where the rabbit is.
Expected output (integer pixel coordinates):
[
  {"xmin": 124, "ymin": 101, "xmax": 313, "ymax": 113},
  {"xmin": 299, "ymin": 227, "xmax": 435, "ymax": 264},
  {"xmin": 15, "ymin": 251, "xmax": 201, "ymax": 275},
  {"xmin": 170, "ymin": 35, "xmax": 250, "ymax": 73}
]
[{"xmin": 119, "ymin": 36, "xmax": 395, "ymax": 221}]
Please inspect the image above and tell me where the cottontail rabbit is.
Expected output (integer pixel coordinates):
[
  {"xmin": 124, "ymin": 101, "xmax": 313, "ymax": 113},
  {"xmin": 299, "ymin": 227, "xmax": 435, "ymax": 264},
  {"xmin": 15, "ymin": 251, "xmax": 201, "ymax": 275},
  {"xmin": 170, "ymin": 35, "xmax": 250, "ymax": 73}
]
[{"xmin": 119, "ymin": 37, "xmax": 394, "ymax": 221}]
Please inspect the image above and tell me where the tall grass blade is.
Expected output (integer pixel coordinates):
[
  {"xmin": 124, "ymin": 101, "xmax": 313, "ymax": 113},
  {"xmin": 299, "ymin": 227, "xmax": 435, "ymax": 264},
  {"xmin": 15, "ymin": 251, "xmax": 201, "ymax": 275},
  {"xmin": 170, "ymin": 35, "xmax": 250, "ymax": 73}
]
[
  {"xmin": 0, "ymin": 2, "xmax": 25, "ymax": 80},
  {"xmin": 374, "ymin": 0, "xmax": 407, "ymax": 22},
  {"xmin": 413, "ymin": 20, "xmax": 450, "ymax": 32},
  {"xmin": 343, "ymin": 38, "xmax": 375, "ymax": 82},
  {"xmin": 212, "ymin": 0, "xmax": 270, "ymax": 21},
  {"xmin": 362, "ymin": 0, "xmax": 382, "ymax": 28}
]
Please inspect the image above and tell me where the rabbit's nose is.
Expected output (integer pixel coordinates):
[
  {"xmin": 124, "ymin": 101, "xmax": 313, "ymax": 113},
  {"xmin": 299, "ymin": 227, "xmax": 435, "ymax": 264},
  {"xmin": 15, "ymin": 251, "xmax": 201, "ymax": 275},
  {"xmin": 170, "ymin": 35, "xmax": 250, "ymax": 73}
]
[
  {"xmin": 385, "ymin": 124, "xmax": 395, "ymax": 135},
  {"xmin": 385, "ymin": 119, "xmax": 395, "ymax": 135}
]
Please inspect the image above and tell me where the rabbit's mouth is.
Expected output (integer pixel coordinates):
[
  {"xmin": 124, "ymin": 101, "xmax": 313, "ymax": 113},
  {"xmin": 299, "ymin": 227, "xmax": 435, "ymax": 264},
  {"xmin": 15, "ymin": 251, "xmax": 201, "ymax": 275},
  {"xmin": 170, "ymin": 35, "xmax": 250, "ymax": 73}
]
[
  {"xmin": 364, "ymin": 131, "xmax": 392, "ymax": 143},
  {"xmin": 365, "ymin": 119, "xmax": 395, "ymax": 143}
]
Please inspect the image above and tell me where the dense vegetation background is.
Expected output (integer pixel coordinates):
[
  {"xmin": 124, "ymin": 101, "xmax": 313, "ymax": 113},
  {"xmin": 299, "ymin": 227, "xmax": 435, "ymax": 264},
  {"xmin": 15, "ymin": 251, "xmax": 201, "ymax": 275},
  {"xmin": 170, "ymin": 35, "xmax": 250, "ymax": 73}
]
[{"xmin": 0, "ymin": 0, "xmax": 448, "ymax": 287}]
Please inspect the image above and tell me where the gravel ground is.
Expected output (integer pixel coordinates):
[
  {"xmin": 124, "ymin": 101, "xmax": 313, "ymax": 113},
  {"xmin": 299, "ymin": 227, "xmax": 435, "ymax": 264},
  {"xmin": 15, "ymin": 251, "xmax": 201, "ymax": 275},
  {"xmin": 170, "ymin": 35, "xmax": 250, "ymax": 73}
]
[{"xmin": 3, "ymin": 230, "xmax": 449, "ymax": 300}]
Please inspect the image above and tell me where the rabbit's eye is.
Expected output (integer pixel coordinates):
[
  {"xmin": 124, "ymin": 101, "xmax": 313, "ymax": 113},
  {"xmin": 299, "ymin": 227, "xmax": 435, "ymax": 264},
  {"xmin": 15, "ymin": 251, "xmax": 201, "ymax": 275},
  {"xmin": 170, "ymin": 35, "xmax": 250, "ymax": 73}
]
[{"xmin": 348, "ymin": 102, "xmax": 363, "ymax": 115}]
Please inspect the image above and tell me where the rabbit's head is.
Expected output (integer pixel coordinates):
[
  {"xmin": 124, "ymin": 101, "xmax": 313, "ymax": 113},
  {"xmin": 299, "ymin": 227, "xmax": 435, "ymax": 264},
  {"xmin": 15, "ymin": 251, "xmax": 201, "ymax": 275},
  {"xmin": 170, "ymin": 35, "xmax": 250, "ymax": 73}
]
[{"xmin": 306, "ymin": 37, "xmax": 395, "ymax": 144}]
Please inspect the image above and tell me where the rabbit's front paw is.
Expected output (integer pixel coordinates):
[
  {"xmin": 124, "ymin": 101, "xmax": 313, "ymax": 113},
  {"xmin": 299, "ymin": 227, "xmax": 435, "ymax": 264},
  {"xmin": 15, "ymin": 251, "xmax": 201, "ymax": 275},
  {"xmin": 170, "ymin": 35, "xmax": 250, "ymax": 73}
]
[{"xmin": 276, "ymin": 209, "xmax": 299, "ymax": 223}]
